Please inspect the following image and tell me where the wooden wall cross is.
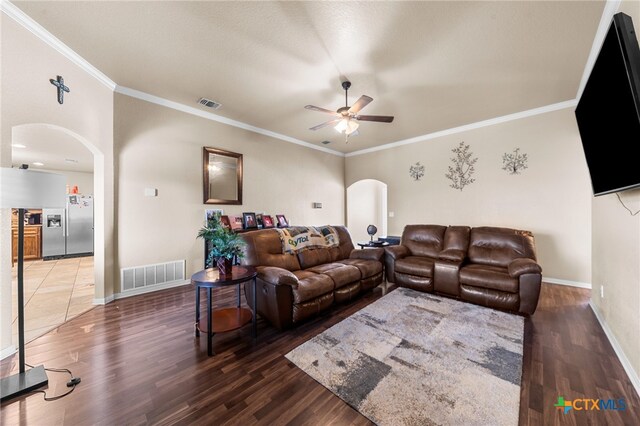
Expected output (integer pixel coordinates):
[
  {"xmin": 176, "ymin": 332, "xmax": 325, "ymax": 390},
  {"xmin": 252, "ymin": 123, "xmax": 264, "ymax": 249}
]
[{"xmin": 49, "ymin": 75, "xmax": 70, "ymax": 104}]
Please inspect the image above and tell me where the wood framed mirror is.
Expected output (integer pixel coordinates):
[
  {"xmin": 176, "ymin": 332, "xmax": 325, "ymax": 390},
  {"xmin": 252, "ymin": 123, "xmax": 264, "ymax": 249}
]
[{"xmin": 203, "ymin": 147, "xmax": 243, "ymax": 205}]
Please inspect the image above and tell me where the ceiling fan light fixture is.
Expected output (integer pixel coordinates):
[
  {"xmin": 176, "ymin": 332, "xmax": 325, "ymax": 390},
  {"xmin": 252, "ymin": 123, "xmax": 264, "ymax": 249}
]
[
  {"xmin": 334, "ymin": 119, "xmax": 348, "ymax": 133},
  {"xmin": 335, "ymin": 118, "xmax": 359, "ymax": 135}
]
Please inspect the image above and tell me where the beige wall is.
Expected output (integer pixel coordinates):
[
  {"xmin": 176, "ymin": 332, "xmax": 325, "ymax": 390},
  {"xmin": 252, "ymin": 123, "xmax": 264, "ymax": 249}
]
[
  {"xmin": 114, "ymin": 94, "xmax": 345, "ymax": 290},
  {"xmin": 590, "ymin": 0, "xmax": 640, "ymax": 386},
  {"xmin": 41, "ymin": 169, "xmax": 94, "ymax": 195},
  {"xmin": 346, "ymin": 108, "xmax": 592, "ymax": 283},
  {"xmin": 1, "ymin": 15, "xmax": 114, "ymax": 354}
]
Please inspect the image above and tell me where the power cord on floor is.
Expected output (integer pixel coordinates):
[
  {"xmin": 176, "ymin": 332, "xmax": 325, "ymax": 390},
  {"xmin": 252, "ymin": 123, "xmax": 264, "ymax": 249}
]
[{"xmin": 25, "ymin": 363, "xmax": 81, "ymax": 401}]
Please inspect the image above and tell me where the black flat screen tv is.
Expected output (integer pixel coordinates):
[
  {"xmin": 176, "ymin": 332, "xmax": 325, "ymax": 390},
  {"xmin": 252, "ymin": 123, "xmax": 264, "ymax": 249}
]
[{"xmin": 575, "ymin": 12, "xmax": 640, "ymax": 196}]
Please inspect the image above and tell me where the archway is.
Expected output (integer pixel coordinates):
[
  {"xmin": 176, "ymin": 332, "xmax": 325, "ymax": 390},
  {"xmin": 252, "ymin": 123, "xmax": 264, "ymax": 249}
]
[
  {"xmin": 346, "ymin": 179, "xmax": 388, "ymax": 243},
  {"xmin": 10, "ymin": 123, "xmax": 106, "ymax": 308}
]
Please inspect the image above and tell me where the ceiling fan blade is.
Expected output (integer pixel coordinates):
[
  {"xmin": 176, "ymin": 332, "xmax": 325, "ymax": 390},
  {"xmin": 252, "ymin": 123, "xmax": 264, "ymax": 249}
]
[
  {"xmin": 309, "ymin": 119, "xmax": 341, "ymax": 131},
  {"xmin": 356, "ymin": 115, "xmax": 394, "ymax": 123},
  {"xmin": 305, "ymin": 105, "xmax": 340, "ymax": 116},
  {"xmin": 348, "ymin": 95, "xmax": 373, "ymax": 114}
]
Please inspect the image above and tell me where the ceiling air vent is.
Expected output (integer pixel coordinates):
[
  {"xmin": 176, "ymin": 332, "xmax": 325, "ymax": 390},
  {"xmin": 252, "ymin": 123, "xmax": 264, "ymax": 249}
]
[{"xmin": 197, "ymin": 98, "xmax": 222, "ymax": 110}]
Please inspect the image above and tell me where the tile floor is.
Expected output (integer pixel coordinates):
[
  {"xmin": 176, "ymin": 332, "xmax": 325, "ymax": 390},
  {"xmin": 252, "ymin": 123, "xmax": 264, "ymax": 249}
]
[{"xmin": 11, "ymin": 256, "xmax": 95, "ymax": 344}]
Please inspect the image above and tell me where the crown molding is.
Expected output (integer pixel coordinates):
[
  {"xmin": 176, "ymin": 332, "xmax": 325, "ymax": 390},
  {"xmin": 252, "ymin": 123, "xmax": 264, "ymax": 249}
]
[
  {"xmin": 345, "ymin": 99, "xmax": 578, "ymax": 157},
  {"xmin": 115, "ymin": 86, "xmax": 345, "ymax": 157},
  {"xmin": 576, "ymin": 0, "xmax": 622, "ymax": 100},
  {"xmin": 1, "ymin": 0, "xmax": 117, "ymax": 90},
  {"xmin": 3, "ymin": 0, "xmax": 600, "ymax": 159}
]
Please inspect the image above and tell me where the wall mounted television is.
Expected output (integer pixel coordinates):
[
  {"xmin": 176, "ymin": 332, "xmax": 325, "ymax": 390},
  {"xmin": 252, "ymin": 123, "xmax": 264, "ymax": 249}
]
[{"xmin": 575, "ymin": 12, "xmax": 640, "ymax": 196}]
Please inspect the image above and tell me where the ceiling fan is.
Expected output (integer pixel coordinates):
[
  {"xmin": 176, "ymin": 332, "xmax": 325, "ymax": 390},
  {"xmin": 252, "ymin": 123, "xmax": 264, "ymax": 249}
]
[{"xmin": 305, "ymin": 81, "xmax": 394, "ymax": 140}]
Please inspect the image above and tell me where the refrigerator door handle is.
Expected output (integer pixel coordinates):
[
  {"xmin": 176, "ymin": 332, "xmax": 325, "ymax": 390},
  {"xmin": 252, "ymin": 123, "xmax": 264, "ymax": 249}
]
[{"xmin": 64, "ymin": 210, "xmax": 68, "ymax": 237}]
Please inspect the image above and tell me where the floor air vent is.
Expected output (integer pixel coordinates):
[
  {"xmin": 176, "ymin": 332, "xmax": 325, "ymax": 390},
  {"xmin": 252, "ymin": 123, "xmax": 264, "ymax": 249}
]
[{"xmin": 121, "ymin": 260, "xmax": 186, "ymax": 292}]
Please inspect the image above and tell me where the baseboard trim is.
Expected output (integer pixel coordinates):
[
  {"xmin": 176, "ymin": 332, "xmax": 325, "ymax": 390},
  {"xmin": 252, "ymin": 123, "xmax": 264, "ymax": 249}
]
[
  {"xmin": 589, "ymin": 301, "xmax": 640, "ymax": 399},
  {"xmin": 0, "ymin": 345, "xmax": 17, "ymax": 361},
  {"xmin": 92, "ymin": 294, "xmax": 115, "ymax": 306},
  {"xmin": 115, "ymin": 279, "xmax": 190, "ymax": 299},
  {"xmin": 543, "ymin": 277, "xmax": 592, "ymax": 289},
  {"xmin": 93, "ymin": 279, "xmax": 190, "ymax": 305}
]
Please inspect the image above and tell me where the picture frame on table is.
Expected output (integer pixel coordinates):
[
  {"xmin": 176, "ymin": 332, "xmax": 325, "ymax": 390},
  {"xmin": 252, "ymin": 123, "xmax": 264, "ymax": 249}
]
[
  {"xmin": 230, "ymin": 215, "xmax": 244, "ymax": 230},
  {"xmin": 205, "ymin": 209, "xmax": 223, "ymax": 224},
  {"xmin": 219, "ymin": 215, "xmax": 231, "ymax": 229},
  {"xmin": 276, "ymin": 214, "xmax": 289, "ymax": 228},
  {"xmin": 243, "ymin": 212, "xmax": 257, "ymax": 229},
  {"xmin": 262, "ymin": 215, "xmax": 274, "ymax": 228},
  {"xmin": 256, "ymin": 213, "xmax": 264, "ymax": 229}
]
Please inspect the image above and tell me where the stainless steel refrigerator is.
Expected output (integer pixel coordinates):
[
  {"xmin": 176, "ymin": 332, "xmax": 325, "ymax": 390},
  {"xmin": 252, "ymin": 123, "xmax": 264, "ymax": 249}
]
[{"xmin": 43, "ymin": 194, "xmax": 94, "ymax": 258}]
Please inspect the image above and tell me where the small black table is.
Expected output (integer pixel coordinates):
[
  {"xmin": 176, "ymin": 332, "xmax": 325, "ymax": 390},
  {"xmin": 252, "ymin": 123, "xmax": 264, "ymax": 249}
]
[
  {"xmin": 191, "ymin": 266, "xmax": 258, "ymax": 356},
  {"xmin": 357, "ymin": 241, "xmax": 390, "ymax": 249}
]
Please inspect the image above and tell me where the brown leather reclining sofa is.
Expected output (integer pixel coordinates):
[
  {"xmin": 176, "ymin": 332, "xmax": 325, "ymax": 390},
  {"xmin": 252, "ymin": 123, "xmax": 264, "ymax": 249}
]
[
  {"xmin": 385, "ymin": 225, "xmax": 542, "ymax": 315},
  {"xmin": 239, "ymin": 226, "xmax": 384, "ymax": 329}
]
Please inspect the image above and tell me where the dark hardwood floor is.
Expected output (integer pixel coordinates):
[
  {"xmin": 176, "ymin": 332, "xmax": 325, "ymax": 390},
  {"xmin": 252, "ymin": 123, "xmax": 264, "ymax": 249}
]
[{"xmin": 1, "ymin": 282, "xmax": 638, "ymax": 425}]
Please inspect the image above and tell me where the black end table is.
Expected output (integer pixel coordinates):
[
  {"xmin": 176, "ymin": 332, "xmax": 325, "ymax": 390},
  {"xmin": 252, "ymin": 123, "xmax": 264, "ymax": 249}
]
[
  {"xmin": 191, "ymin": 266, "xmax": 258, "ymax": 356},
  {"xmin": 357, "ymin": 241, "xmax": 390, "ymax": 249}
]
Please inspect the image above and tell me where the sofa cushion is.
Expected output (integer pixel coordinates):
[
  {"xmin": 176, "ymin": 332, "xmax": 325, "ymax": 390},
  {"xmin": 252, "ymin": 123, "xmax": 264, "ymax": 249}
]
[
  {"xmin": 394, "ymin": 256, "xmax": 435, "ymax": 278},
  {"xmin": 336, "ymin": 258, "xmax": 382, "ymax": 279},
  {"xmin": 241, "ymin": 230, "xmax": 301, "ymax": 271},
  {"xmin": 334, "ymin": 226, "xmax": 356, "ymax": 260},
  {"xmin": 401, "ymin": 225, "xmax": 447, "ymax": 258},
  {"xmin": 307, "ymin": 263, "xmax": 361, "ymax": 289},
  {"xmin": 468, "ymin": 227, "xmax": 536, "ymax": 268},
  {"xmin": 459, "ymin": 264, "xmax": 518, "ymax": 293},
  {"xmin": 291, "ymin": 270, "xmax": 334, "ymax": 303},
  {"xmin": 443, "ymin": 226, "xmax": 471, "ymax": 252},
  {"xmin": 297, "ymin": 248, "xmax": 332, "ymax": 269}
]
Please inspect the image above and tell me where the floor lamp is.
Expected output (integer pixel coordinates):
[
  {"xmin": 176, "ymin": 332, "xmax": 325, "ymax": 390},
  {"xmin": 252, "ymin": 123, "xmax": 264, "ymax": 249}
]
[{"xmin": 0, "ymin": 167, "xmax": 65, "ymax": 402}]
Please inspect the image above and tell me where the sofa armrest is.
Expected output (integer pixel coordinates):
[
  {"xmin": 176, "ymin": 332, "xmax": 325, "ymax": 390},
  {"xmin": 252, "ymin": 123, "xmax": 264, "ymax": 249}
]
[
  {"xmin": 438, "ymin": 248, "xmax": 466, "ymax": 263},
  {"xmin": 385, "ymin": 245, "xmax": 409, "ymax": 260},
  {"xmin": 349, "ymin": 248, "xmax": 384, "ymax": 262},
  {"xmin": 256, "ymin": 266, "xmax": 299, "ymax": 288},
  {"xmin": 508, "ymin": 258, "xmax": 542, "ymax": 277}
]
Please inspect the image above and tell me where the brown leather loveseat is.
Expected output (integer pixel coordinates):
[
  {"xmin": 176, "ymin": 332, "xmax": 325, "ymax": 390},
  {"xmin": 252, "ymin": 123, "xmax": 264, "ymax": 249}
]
[
  {"xmin": 240, "ymin": 226, "xmax": 384, "ymax": 329},
  {"xmin": 385, "ymin": 225, "xmax": 542, "ymax": 315}
]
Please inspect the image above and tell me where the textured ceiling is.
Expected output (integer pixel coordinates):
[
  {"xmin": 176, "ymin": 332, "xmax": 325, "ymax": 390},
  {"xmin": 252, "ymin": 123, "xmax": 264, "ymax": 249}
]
[{"xmin": 14, "ymin": 1, "xmax": 605, "ymax": 153}]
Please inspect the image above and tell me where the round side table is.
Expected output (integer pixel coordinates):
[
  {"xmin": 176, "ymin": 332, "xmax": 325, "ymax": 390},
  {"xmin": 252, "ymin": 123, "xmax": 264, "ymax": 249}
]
[{"xmin": 191, "ymin": 266, "xmax": 258, "ymax": 356}]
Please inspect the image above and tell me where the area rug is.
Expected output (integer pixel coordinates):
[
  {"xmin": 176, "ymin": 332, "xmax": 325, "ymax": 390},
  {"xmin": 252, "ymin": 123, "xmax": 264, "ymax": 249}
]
[{"xmin": 285, "ymin": 288, "xmax": 524, "ymax": 425}]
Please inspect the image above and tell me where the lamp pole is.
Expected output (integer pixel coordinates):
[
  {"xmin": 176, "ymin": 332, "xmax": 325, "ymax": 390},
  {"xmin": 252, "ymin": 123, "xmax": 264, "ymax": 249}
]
[{"xmin": 17, "ymin": 208, "xmax": 25, "ymax": 375}]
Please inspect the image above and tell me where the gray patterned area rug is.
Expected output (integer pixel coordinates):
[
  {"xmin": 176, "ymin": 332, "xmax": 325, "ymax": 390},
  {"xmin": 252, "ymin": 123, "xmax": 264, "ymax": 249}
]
[{"xmin": 285, "ymin": 287, "xmax": 524, "ymax": 425}]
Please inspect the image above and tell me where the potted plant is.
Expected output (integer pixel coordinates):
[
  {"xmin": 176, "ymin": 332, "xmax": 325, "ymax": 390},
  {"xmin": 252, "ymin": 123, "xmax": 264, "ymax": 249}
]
[{"xmin": 197, "ymin": 217, "xmax": 245, "ymax": 276}]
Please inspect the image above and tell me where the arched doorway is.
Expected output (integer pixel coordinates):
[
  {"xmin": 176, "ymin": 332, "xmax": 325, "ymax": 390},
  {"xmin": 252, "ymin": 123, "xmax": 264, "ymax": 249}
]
[
  {"xmin": 346, "ymin": 179, "xmax": 388, "ymax": 243},
  {"xmin": 9, "ymin": 123, "xmax": 105, "ymax": 343}
]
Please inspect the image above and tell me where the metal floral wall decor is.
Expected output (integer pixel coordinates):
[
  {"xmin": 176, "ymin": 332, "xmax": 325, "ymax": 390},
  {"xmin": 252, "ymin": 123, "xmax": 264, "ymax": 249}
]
[
  {"xmin": 409, "ymin": 162, "xmax": 425, "ymax": 181},
  {"xmin": 502, "ymin": 148, "xmax": 528, "ymax": 175},
  {"xmin": 445, "ymin": 141, "xmax": 478, "ymax": 191}
]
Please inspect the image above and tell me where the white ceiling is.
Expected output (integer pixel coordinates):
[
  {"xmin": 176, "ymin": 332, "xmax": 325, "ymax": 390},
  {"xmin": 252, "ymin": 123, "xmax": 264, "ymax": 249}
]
[
  {"xmin": 14, "ymin": 1, "xmax": 605, "ymax": 154},
  {"xmin": 11, "ymin": 126, "xmax": 94, "ymax": 173}
]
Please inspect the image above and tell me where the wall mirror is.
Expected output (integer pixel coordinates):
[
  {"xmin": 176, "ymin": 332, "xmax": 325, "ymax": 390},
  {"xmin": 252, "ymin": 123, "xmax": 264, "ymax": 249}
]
[{"xmin": 203, "ymin": 147, "xmax": 243, "ymax": 205}]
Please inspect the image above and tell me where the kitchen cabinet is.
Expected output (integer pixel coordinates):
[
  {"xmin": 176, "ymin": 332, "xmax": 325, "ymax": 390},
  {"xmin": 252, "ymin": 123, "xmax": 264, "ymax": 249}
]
[{"xmin": 12, "ymin": 225, "xmax": 42, "ymax": 262}]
